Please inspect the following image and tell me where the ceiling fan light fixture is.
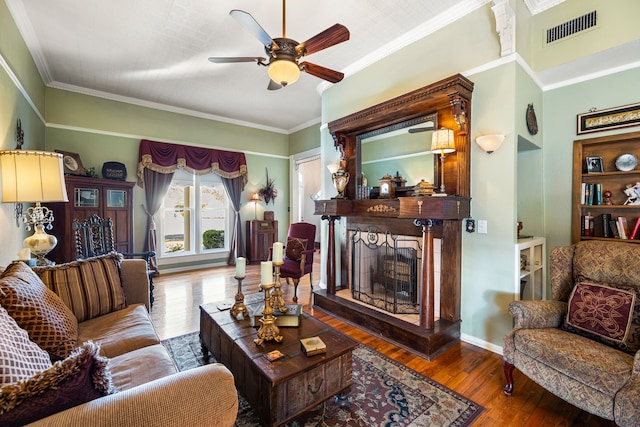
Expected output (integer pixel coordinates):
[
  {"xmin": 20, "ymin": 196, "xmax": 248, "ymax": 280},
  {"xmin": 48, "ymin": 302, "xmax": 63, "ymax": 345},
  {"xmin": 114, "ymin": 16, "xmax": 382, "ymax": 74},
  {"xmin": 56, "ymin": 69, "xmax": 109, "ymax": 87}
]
[{"xmin": 268, "ymin": 59, "xmax": 300, "ymax": 86}]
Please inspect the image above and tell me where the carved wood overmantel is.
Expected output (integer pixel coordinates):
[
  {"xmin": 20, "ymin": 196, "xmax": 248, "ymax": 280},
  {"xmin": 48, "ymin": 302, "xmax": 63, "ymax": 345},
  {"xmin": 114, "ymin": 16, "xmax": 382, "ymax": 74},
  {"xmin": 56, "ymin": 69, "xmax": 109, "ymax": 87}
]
[{"xmin": 314, "ymin": 74, "xmax": 474, "ymax": 359}]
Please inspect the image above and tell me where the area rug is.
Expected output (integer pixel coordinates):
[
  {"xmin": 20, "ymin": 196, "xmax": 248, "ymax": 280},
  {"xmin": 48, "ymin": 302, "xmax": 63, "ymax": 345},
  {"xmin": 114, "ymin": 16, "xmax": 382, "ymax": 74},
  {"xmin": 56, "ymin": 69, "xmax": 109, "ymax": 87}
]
[{"xmin": 162, "ymin": 332, "xmax": 483, "ymax": 426}]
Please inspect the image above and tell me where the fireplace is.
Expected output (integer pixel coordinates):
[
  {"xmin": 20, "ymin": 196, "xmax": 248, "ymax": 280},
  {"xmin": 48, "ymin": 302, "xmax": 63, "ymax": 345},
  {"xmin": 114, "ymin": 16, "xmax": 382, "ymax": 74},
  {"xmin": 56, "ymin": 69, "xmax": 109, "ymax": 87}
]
[{"xmin": 350, "ymin": 228, "xmax": 420, "ymax": 314}]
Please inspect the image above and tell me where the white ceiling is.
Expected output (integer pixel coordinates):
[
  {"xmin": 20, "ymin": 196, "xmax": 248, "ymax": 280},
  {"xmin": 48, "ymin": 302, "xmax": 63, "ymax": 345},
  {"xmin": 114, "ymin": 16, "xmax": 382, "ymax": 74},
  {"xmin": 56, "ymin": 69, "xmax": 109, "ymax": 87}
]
[{"xmin": 9, "ymin": 0, "xmax": 635, "ymax": 135}]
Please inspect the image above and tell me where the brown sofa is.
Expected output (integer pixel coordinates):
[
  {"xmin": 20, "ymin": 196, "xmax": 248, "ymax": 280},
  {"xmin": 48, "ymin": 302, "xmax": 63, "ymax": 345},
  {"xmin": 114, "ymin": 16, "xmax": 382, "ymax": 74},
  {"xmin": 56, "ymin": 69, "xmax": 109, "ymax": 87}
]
[
  {"xmin": 0, "ymin": 254, "xmax": 238, "ymax": 426},
  {"xmin": 503, "ymin": 240, "xmax": 640, "ymax": 427}
]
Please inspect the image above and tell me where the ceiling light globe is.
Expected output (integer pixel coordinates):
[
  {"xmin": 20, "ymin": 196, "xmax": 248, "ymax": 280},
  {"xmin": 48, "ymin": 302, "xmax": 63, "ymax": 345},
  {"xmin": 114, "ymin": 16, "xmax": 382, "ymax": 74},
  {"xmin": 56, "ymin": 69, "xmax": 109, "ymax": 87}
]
[{"xmin": 268, "ymin": 60, "xmax": 300, "ymax": 86}]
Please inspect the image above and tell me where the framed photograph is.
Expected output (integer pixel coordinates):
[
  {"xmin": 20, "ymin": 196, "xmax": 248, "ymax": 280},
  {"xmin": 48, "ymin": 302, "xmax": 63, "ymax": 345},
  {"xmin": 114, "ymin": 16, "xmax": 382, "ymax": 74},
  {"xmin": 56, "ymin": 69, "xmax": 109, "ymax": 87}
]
[
  {"xmin": 107, "ymin": 190, "xmax": 127, "ymax": 208},
  {"xmin": 75, "ymin": 188, "xmax": 98, "ymax": 207},
  {"xmin": 577, "ymin": 102, "xmax": 640, "ymax": 135},
  {"xmin": 586, "ymin": 156, "xmax": 604, "ymax": 174},
  {"xmin": 56, "ymin": 150, "xmax": 86, "ymax": 175}
]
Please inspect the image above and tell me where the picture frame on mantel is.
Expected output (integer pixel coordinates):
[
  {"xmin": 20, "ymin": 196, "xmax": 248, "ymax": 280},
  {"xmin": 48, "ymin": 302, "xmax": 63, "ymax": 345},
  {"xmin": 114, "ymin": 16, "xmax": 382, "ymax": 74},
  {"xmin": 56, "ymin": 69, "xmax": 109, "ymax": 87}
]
[{"xmin": 577, "ymin": 102, "xmax": 640, "ymax": 135}]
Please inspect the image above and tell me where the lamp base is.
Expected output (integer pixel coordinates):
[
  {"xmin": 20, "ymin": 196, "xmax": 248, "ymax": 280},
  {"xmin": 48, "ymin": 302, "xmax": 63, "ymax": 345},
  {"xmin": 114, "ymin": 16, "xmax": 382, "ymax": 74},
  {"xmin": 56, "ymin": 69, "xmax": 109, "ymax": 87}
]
[{"xmin": 23, "ymin": 224, "xmax": 57, "ymax": 266}]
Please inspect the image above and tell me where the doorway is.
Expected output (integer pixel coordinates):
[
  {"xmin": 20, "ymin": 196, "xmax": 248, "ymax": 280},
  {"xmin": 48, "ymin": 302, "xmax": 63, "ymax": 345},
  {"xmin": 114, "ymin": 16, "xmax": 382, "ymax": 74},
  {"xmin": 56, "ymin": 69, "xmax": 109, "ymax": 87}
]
[{"xmin": 290, "ymin": 148, "xmax": 321, "ymax": 247}]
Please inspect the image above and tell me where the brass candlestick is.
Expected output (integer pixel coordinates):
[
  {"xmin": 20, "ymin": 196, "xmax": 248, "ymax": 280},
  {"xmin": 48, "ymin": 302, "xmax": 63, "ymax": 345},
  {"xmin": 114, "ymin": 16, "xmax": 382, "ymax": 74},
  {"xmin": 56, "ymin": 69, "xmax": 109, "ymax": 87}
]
[
  {"xmin": 254, "ymin": 282, "xmax": 283, "ymax": 345},
  {"xmin": 230, "ymin": 276, "xmax": 249, "ymax": 319},
  {"xmin": 270, "ymin": 261, "xmax": 287, "ymax": 313}
]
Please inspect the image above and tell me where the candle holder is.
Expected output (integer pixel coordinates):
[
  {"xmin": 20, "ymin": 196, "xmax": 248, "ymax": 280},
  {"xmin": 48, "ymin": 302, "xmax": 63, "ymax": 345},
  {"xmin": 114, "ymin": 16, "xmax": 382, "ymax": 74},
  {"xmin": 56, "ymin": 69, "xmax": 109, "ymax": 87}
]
[
  {"xmin": 270, "ymin": 261, "xmax": 288, "ymax": 313},
  {"xmin": 230, "ymin": 276, "xmax": 249, "ymax": 319},
  {"xmin": 254, "ymin": 282, "xmax": 283, "ymax": 345}
]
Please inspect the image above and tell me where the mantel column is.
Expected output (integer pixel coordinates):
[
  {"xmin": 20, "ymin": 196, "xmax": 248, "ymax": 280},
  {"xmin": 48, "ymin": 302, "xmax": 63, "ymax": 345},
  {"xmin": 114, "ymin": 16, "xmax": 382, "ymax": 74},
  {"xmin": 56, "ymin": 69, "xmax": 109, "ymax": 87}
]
[
  {"xmin": 321, "ymin": 215, "xmax": 340, "ymax": 295},
  {"xmin": 415, "ymin": 219, "xmax": 435, "ymax": 329}
]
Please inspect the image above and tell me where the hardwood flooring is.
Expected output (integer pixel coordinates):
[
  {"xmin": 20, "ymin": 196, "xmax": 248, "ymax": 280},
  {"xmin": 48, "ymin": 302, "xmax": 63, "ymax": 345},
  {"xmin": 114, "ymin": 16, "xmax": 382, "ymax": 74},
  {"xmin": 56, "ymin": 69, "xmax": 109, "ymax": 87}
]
[{"xmin": 150, "ymin": 257, "xmax": 616, "ymax": 427}]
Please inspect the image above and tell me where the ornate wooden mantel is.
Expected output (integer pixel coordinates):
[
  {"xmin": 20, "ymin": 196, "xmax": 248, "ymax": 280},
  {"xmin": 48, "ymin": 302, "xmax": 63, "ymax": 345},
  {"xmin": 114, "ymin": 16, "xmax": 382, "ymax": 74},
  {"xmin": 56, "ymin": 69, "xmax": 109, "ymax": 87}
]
[{"xmin": 314, "ymin": 74, "xmax": 474, "ymax": 359}]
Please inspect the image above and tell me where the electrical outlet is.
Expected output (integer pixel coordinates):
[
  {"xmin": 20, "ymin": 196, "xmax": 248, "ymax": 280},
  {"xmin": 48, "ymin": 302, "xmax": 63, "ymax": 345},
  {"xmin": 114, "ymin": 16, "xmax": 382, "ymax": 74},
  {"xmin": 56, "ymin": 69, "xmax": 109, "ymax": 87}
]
[{"xmin": 477, "ymin": 220, "xmax": 488, "ymax": 234}]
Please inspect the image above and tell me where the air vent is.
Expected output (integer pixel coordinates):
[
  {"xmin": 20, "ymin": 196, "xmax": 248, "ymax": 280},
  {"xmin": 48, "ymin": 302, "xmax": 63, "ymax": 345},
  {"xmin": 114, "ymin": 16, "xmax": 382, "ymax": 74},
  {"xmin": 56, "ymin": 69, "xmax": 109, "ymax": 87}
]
[{"xmin": 546, "ymin": 11, "xmax": 597, "ymax": 44}]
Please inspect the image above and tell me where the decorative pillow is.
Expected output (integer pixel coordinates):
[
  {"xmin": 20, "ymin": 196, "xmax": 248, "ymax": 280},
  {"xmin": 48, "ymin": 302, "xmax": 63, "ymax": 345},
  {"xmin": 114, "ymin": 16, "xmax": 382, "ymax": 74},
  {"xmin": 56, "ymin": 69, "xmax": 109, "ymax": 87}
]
[
  {"xmin": 0, "ymin": 305, "xmax": 52, "ymax": 386},
  {"xmin": 0, "ymin": 341, "xmax": 116, "ymax": 426},
  {"xmin": 285, "ymin": 238, "xmax": 308, "ymax": 261},
  {"xmin": 0, "ymin": 262, "xmax": 78, "ymax": 361},
  {"xmin": 562, "ymin": 282, "xmax": 640, "ymax": 354},
  {"xmin": 34, "ymin": 253, "xmax": 126, "ymax": 322}
]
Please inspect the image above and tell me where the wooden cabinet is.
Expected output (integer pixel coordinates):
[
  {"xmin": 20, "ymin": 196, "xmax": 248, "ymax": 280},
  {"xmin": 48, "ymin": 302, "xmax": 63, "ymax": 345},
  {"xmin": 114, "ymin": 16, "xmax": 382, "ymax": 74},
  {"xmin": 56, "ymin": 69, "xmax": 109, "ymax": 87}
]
[
  {"xmin": 48, "ymin": 176, "xmax": 135, "ymax": 264},
  {"xmin": 572, "ymin": 131, "xmax": 640, "ymax": 244},
  {"xmin": 516, "ymin": 237, "xmax": 546, "ymax": 300},
  {"xmin": 246, "ymin": 219, "xmax": 278, "ymax": 264}
]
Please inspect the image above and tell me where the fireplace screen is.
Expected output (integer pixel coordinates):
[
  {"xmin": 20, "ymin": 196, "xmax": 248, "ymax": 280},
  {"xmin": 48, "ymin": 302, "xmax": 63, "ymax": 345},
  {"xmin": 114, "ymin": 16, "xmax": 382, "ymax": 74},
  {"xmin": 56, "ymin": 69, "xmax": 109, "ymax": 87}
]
[{"xmin": 350, "ymin": 227, "xmax": 421, "ymax": 314}]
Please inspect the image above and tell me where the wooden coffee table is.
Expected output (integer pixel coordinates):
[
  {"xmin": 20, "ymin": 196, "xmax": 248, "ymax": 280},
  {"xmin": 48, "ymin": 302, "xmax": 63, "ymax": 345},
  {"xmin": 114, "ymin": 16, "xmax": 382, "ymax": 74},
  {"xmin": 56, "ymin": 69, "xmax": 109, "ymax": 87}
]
[{"xmin": 200, "ymin": 294, "xmax": 357, "ymax": 427}]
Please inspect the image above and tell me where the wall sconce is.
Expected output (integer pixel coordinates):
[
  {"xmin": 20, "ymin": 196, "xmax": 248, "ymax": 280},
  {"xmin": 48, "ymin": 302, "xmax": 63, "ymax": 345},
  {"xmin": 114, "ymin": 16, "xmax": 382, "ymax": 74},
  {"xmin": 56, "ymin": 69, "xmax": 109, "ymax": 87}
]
[
  {"xmin": 250, "ymin": 192, "xmax": 261, "ymax": 219},
  {"xmin": 0, "ymin": 150, "xmax": 69, "ymax": 265},
  {"xmin": 475, "ymin": 134, "xmax": 505, "ymax": 154},
  {"xmin": 430, "ymin": 128, "xmax": 456, "ymax": 196}
]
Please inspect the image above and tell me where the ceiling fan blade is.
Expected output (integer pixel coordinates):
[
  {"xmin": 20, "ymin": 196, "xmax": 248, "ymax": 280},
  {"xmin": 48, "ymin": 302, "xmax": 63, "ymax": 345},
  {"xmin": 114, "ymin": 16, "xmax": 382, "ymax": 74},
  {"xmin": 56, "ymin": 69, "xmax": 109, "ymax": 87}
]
[
  {"xmin": 208, "ymin": 57, "xmax": 266, "ymax": 64},
  {"xmin": 297, "ymin": 24, "xmax": 349, "ymax": 56},
  {"xmin": 230, "ymin": 10, "xmax": 278, "ymax": 50},
  {"xmin": 267, "ymin": 79, "xmax": 283, "ymax": 91},
  {"xmin": 300, "ymin": 62, "xmax": 344, "ymax": 83}
]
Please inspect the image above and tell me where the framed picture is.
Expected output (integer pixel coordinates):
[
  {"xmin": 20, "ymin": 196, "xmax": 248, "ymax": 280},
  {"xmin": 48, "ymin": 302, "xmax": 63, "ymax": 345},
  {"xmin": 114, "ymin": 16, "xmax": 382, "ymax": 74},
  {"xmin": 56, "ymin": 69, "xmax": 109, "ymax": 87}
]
[
  {"xmin": 56, "ymin": 150, "xmax": 86, "ymax": 175},
  {"xmin": 75, "ymin": 188, "xmax": 98, "ymax": 207},
  {"xmin": 586, "ymin": 156, "xmax": 604, "ymax": 174},
  {"xmin": 577, "ymin": 102, "xmax": 640, "ymax": 135},
  {"xmin": 107, "ymin": 190, "xmax": 126, "ymax": 208}
]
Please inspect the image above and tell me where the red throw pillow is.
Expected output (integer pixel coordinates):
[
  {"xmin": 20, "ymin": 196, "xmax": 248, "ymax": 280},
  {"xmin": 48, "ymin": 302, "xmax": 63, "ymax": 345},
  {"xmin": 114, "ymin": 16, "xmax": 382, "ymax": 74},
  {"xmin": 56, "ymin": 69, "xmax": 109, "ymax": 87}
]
[
  {"xmin": 285, "ymin": 238, "xmax": 307, "ymax": 261},
  {"xmin": 562, "ymin": 282, "xmax": 640, "ymax": 353}
]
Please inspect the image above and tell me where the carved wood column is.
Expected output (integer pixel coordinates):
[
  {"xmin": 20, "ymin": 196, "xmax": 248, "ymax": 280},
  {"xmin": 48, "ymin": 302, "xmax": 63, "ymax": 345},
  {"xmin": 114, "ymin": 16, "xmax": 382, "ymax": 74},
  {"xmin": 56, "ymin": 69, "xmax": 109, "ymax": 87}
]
[
  {"xmin": 321, "ymin": 215, "xmax": 340, "ymax": 295},
  {"xmin": 416, "ymin": 219, "xmax": 435, "ymax": 329}
]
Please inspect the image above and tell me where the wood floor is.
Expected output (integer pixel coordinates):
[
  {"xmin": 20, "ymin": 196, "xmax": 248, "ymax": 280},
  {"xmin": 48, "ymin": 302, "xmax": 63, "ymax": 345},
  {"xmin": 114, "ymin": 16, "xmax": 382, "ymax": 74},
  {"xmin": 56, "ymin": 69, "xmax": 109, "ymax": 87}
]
[{"xmin": 150, "ymin": 258, "xmax": 616, "ymax": 427}]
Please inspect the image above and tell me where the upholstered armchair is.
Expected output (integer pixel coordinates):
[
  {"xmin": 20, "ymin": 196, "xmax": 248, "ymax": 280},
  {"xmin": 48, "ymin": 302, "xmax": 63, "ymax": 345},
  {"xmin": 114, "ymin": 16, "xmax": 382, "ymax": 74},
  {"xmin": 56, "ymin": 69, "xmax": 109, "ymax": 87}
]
[
  {"xmin": 279, "ymin": 222, "xmax": 316, "ymax": 302},
  {"xmin": 503, "ymin": 240, "xmax": 640, "ymax": 426}
]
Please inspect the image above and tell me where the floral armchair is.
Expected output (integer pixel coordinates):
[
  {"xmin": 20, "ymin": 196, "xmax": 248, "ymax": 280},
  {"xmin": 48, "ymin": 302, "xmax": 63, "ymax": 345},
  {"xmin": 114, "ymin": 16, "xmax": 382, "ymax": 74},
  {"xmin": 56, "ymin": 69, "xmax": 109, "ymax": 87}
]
[{"xmin": 503, "ymin": 240, "xmax": 640, "ymax": 426}]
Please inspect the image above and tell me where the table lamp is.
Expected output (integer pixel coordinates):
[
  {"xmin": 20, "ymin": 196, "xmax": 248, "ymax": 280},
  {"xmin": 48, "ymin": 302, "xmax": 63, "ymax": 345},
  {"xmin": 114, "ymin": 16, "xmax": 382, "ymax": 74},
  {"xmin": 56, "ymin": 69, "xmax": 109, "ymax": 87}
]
[
  {"xmin": 430, "ymin": 128, "xmax": 456, "ymax": 196},
  {"xmin": 0, "ymin": 150, "xmax": 69, "ymax": 265}
]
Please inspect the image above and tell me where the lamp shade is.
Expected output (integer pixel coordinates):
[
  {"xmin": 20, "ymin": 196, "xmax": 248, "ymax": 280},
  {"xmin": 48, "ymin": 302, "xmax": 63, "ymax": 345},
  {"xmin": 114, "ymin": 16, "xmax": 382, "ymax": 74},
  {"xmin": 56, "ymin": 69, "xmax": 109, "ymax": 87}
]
[
  {"xmin": 0, "ymin": 150, "xmax": 68, "ymax": 203},
  {"xmin": 431, "ymin": 128, "xmax": 456, "ymax": 154},
  {"xmin": 267, "ymin": 59, "xmax": 300, "ymax": 86},
  {"xmin": 475, "ymin": 134, "xmax": 505, "ymax": 154},
  {"xmin": 250, "ymin": 192, "xmax": 261, "ymax": 202}
]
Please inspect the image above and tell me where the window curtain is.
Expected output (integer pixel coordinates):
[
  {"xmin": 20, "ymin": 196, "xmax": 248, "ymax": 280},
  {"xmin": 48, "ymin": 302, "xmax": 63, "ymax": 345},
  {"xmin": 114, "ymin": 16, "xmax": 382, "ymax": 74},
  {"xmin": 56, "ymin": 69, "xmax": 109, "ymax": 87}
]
[
  {"xmin": 141, "ymin": 168, "xmax": 174, "ymax": 273},
  {"xmin": 137, "ymin": 139, "xmax": 248, "ymax": 266}
]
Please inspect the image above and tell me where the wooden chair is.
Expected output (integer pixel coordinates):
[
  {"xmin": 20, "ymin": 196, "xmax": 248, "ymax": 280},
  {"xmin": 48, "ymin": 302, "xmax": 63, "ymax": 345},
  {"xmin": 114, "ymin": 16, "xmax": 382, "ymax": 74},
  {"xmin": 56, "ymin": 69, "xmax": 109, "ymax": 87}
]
[
  {"xmin": 279, "ymin": 222, "xmax": 316, "ymax": 302},
  {"xmin": 72, "ymin": 214, "xmax": 157, "ymax": 306}
]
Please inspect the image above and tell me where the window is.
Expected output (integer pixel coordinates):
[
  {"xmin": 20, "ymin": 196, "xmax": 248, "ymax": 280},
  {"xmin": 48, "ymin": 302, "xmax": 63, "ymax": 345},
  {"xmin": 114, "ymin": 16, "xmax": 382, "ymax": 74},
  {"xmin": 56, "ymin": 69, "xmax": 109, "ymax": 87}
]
[{"xmin": 159, "ymin": 169, "xmax": 230, "ymax": 257}]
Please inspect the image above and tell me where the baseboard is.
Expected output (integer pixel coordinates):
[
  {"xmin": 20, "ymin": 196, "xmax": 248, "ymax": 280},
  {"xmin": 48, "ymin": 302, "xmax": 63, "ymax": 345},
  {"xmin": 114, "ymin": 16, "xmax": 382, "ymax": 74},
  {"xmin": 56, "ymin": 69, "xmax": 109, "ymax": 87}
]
[{"xmin": 461, "ymin": 333, "xmax": 503, "ymax": 356}]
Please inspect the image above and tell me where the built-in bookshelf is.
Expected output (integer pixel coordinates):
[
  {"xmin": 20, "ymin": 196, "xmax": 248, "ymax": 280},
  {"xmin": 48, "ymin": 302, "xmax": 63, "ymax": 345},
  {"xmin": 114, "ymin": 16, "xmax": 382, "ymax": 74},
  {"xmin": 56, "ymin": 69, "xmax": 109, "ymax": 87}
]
[{"xmin": 572, "ymin": 131, "xmax": 640, "ymax": 244}]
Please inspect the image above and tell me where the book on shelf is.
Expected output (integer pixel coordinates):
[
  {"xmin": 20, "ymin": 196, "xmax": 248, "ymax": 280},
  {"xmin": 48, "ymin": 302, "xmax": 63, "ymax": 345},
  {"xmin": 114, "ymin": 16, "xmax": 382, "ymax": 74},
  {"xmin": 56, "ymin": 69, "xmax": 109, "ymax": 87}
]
[
  {"xmin": 300, "ymin": 336, "xmax": 326, "ymax": 356},
  {"xmin": 601, "ymin": 213, "xmax": 611, "ymax": 238},
  {"xmin": 583, "ymin": 214, "xmax": 594, "ymax": 236},
  {"xmin": 609, "ymin": 220, "xmax": 621, "ymax": 239},
  {"xmin": 586, "ymin": 183, "xmax": 594, "ymax": 206},
  {"xmin": 594, "ymin": 183, "xmax": 602, "ymax": 206},
  {"xmin": 617, "ymin": 216, "xmax": 630, "ymax": 239},
  {"xmin": 580, "ymin": 183, "xmax": 586, "ymax": 205},
  {"xmin": 630, "ymin": 217, "xmax": 640, "ymax": 240}
]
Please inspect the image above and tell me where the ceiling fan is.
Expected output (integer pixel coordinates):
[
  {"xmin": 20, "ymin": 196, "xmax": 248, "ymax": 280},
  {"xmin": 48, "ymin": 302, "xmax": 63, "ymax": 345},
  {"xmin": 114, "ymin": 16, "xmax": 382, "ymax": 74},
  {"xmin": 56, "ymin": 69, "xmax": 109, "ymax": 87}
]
[{"xmin": 208, "ymin": 0, "xmax": 350, "ymax": 90}]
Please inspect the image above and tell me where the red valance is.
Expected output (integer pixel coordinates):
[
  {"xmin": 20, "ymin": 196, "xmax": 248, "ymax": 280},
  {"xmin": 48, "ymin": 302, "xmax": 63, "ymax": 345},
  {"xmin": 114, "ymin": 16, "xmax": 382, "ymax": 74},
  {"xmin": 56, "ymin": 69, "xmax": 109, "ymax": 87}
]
[{"xmin": 137, "ymin": 139, "xmax": 248, "ymax": 187}]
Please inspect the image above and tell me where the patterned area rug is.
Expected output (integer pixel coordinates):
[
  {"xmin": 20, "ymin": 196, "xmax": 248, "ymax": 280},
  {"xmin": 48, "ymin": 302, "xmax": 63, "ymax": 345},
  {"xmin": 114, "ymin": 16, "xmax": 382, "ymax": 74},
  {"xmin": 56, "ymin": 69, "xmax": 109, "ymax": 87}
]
[{"xmin": 162, "ymin": 332, "xmax": 483, "ymax": 426}]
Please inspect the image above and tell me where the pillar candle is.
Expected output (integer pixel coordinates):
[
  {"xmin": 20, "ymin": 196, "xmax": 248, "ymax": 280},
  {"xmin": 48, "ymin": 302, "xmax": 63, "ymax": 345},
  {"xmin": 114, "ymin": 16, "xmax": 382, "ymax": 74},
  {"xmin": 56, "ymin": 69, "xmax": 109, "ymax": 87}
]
[
  {"xmin": 260, "ymin": 261, "xmax": 273, "ymax": 285},
  {"xmin": 235, "ymin": 257, "xmax": 246, "ymax": 278},
  {"xmin": 273, "ymin": 242, "xmax": 284, "ymax": 262}
]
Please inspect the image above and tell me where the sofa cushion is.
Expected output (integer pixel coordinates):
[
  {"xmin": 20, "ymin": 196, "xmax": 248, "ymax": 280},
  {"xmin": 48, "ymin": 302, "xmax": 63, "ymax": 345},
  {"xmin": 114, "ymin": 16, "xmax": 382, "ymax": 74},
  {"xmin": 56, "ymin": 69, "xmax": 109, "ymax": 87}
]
[
  {"xmin": 514, "ymin": 328, "xmax": 633, "ymax": 396},
  {"xmin": 573, "ymin": 241, "xmax": 640, "ymax": 290},
  {"xmin": 77, "ymin": 304, "xmax": 160, "ymax": 358},
  {"xmin": 0, "ymin": 262, "xmax": 78, "ymax": 361},
  {"xmin": 108, "ymin": 344, "xmax": 177, "ymax": 391},
  {"xmin": 0, "ymin": 341, "xmax": 116, "ymax": 426},
  {"xmin": 562, "ymin": 282, "xmax": 640, "ymax": 354},
  {"xmin": 34, "ymin": 253, "xmax": 126, "ymax": 322},
  {"xmin": 0, "ymin": 305, "xmax": 52, "ymax": 385},
  {"xmin": 285, "ymin": 237, "xmax": 307, "ymax": 261}
]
